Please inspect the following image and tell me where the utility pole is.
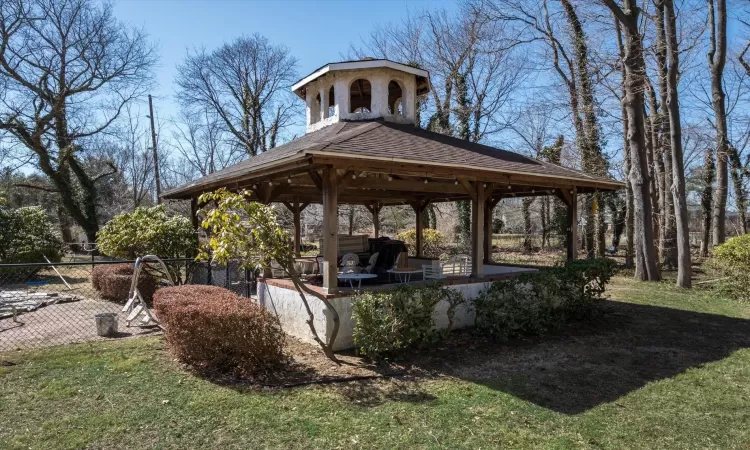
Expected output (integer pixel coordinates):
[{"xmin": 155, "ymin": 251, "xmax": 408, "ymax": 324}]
[{"xmin": 148, "ymin": 94, "xmax": 162, "ymax": 204}]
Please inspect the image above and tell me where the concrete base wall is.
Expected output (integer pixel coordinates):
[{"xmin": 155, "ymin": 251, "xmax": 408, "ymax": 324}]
[{"xmin": 258, "ymin": 278, "xmax": 508, "ymax": 351}]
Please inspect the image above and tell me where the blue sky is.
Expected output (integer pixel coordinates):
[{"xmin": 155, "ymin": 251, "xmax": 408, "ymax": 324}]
[{"xmin": 112, "ymin": 0, "xmax": 459, "ymax": 134}]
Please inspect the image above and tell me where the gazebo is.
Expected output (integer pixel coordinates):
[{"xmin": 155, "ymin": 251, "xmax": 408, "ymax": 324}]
[{"xmin": 162, "ymin": 58, "xmax": 622, "ymax": 295}]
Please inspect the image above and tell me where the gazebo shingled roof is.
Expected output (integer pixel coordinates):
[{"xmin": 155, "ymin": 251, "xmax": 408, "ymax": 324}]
[{"xmin": 162, "ymin": 120, "xmax": 622, "ymax": 202}]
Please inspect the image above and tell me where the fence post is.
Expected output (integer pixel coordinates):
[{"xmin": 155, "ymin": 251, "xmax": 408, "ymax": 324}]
[
  {"xmin": 244, "ymin": 267, "xmax": 250, "ymax": 298},
  {"xmin": 207, "ymin": 258, "xmax": 212, "ymax": 286},
  {"xmin": 224, "ymin": 263, "xmax": 230, "ymax": 289}
]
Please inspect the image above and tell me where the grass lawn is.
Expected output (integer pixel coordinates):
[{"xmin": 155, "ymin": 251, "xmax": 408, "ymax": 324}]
[{"xmin": 1, "ymin": 275, "xmax": 749, "ymax": 449}]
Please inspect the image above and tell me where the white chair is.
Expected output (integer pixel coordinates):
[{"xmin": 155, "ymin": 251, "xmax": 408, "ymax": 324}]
[
  {"xmin": 363, "ymin": 252, "xmax": 379, "ymax": 274},
  {"xmin": 422, "ymin": 264, "xmax": 447, "ymax": 280},
  {"xmin": 340, "ymin": 253, "xmax": 361, "ymax": 273},
  {"xmin": 270, "ymin": 260, "xmax": 286, "ymax": 278},
  {"xmin": 428, "ymin": 255, "xmax": 472, "ymax": 278}
]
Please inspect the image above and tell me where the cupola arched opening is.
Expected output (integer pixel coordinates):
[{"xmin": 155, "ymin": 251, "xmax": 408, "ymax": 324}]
[
  {"xmin": 388, "ymin": 80, "xmax": 404, "ymax": 115},
  {"xmin": 311, "ymin": 92, "xmax": 322, "ymax": 124},
  {"xmin": 328, "ymin": 85, "xmax": 335, "ymax": 117},
  {"xmin": 350, "ymin": 79, "xmax": 371, "ymax": 113}
]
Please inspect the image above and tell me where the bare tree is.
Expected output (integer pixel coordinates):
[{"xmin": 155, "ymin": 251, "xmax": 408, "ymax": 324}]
[
  {"xmin": 602, "ymin": 0, "xmax": 660, "ymax": 281},
  {"xmin": 660, "ymin": 0, "xmax": 692, "ymax": 287},
  {"xmin": 0, "ymin": 0, "xmax": 156, "ymax": 242},
  {"xmin": 169, "ymin": 109, "xmax": 245, "ymax": 182},
  {"xmin": 707, "ymin": 0, "xmax": 729, "ymax": 245},
  {"xmin": 175, "ymin": 34, "xmax": 298, "ymax": 157}
]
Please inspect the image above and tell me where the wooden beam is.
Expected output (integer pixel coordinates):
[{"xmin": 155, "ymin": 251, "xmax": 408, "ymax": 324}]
[
  {"xmin": 310, "ymin": 155, "xmax": 618, "ymax": 191},
  {"xmin": 566, "ymin": 188, "xmax": 578, "ymax": 260},
  {"xmin": 471, "ymin": 182, "xmax": 486, "ymax": 277},
  {"xmin": 556, "ymin": 187, "xmax": 573, "ymax": 206},
  {"xmin": 308, "ymin": 169, "xmax": 323, "ymax": 191},
  {"xmin": 458, "ymin": 178, "xmax": 477, "ymax": 201},
  {"xmin": 322, "ymin": 168, "xmax": 338, "ymax": 293}
]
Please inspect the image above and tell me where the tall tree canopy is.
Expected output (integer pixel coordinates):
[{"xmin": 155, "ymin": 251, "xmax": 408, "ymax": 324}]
[{"xmin": 0, "ymin": 0, "xmax": 157, "ymax": 242}]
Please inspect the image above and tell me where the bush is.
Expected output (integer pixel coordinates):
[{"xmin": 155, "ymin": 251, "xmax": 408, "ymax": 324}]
[
  {"xmin": 91, "ymin": 264, "xmax": 157, "ymax": 304},
  {"xmin": 154, "ymin": 285, "xmax": 286, "ymax": 376},
  {"xmin": 352, "ymin": 283, "xmax": 464, "ymax": 359},
  {"xmin": 97, "ymin": 206, "xmax": 196, "ymax": 260},
  {"xmin": 396, "ymin": 228, "xmax": 445, "ymax": 258},
  {"xmin": 712, "ymin": 235, "xmax": 750, "ymax": 302},
  {"xmin": 474, "ymin": 258, "xmax": 616, "ymax": 340},
  {"xmin": 0, "ymin": 206, "xmax": 63, "ymax": 264}
]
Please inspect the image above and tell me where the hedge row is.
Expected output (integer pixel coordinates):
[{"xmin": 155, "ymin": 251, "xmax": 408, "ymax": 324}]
[
  {"xmin": 474, "ymin": 258, "xmax": 616, "ymax": 340},
  {"xmin": 91, "ymin": 264, "xmax": 157, "ymax": 304},
  {"xmin": 153, "ymin": 285, "xmax": 286, "ymax": 376}
]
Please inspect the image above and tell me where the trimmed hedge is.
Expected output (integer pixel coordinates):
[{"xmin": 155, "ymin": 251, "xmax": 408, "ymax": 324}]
[
  {"xmin": 91, "ymin": 264, "xmax": 157, "ymax": 304},
  {"xmin": 153, "ymin": 285, "xmax": 286, "ymax": 376},
  {"xmin": 474, "ymin": 258, "xmax": 616, "ymax": 340}
]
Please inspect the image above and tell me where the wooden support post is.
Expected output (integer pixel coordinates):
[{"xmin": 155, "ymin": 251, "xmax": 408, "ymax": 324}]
[
  {"xmin": 567, "ymin": 189, "xmax": 578, "ymax": 261},
  {"xmin": 190, "ymin": 197, "xmax": 199, "ymax": 230},
  {"xmin": 365, "ymin": 202, "xmax": 382, "ymax": 238},
  {"xmin": 471, "ymin": 183, "xmax": 486, "ymax": 277},
  {"xmin": 322, "ymin": 168, "xmax": 338, "ymax": 293},
  {"xmin": 415, "ymin": 204, "xmax": 424, "ymax": 259},
  {"xmin": 409, "ymin": 200, "xmax": 428, "ymax": 259},
  {"xmin": 483, "ymin": 199, "xmax": 494, "ymax": 264},
  {"xmin": 293, "ymin": 200, "xmax": 302, "ymax": 258}
]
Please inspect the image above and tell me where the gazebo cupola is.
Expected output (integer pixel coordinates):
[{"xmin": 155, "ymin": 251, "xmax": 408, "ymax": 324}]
[{"xmin": 292, "ymin": 58, "xmax": 430, "ymax": 133}]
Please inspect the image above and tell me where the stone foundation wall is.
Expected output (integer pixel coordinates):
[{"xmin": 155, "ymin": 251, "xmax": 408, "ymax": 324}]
[{"xmin": 257, "ymin": 279, "xmax": 504, "ymax": 351}]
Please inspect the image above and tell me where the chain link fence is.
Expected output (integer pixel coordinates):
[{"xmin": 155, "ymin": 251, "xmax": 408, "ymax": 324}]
[{"xmin": 0, "ymin": 258, "xmax": 256, "ymax": 351}]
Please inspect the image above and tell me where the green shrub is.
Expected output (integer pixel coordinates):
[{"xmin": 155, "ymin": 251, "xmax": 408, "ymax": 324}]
[
  {"xmin": 474, "ymin": 258, "xmax": 616, "ymax": 340},
  {"xmin": 154, "ymin": 285, "xmax": 286, "ymax": 376},
  {"xmin": 352, "ymin": 283, "xmax": 464, "ymax": 359},
  {"xmin": 712, "ymin": 235, "xmax": 750, "ymax": 302},
  {"xmin": 97, "ymin": 206, "xmax": 196, "ymax": 259},
  {"xmin": 0, "ymin": 206, "xmax": 63, "ymax": 264},
  {"xmin": 396, "ymin": 228, "xmax": 445, "ymax": 258}
]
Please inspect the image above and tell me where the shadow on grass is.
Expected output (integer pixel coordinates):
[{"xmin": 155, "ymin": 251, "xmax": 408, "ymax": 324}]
[
  {"xmin": 402, "ymin": 300, "xmax": 750, "ymax": 414},
  {"xmin": 177, "ymin": 298, "xmax": 750, "ymax": 414}
]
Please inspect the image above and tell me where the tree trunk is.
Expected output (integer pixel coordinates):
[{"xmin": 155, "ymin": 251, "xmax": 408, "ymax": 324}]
[
  {"xmin": 615, "ymin": 16, "xmax": 635, "ymax": 268},
  {"xmin": 729, "ymin": 147, "xmax": 747, "ymax": 234},
  {"xmin": 606, "ymin": 1, "xmax": 660, "ymax": 280},
  {"xmin": 663, "ymin": 0, "xmax": 692, "ymax": 287},
  {"xmin": 700, "ymin": 147, "xmax": 715, "ymax": 257},
  {"xmin": 652, "ymin": 4, "xmax": 677, "ymax": 269},
  {"xmin": 561, "ymin": 0, "xmax": 608, "ymax": 258},
  {"xmin": 708, "ymin": 0, "xmax": 729, "ymax": 246}
]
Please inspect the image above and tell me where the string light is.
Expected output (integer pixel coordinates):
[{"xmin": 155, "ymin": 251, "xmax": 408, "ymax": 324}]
[
  {"xmin": 424, "ymin": 179, "xmax": 428, "ymax": 184},
  {"xmin": 507, "ymin": 183, "xmax": 512, "ymax": 189},
  {"xmin": 388, "ymin": 175, "xmax": 393, "ymax": 181},
  {"xmin": 268, "ymin": 181, "xmax": 273, "ymax": 186},
  {"xmin": 287, "ymin": 177, "xmax": 292, "ymax": 183},
  {"xmin": 352, "ymin": 174, "xmax": 357, "ymax": 179},
  {"xmin": 454, "ymin": 180, "xmax": 459, "ymax": 185},
  {"xmin": 252, "ymin": 184, "xmax": 257, "ymax": 189}
]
